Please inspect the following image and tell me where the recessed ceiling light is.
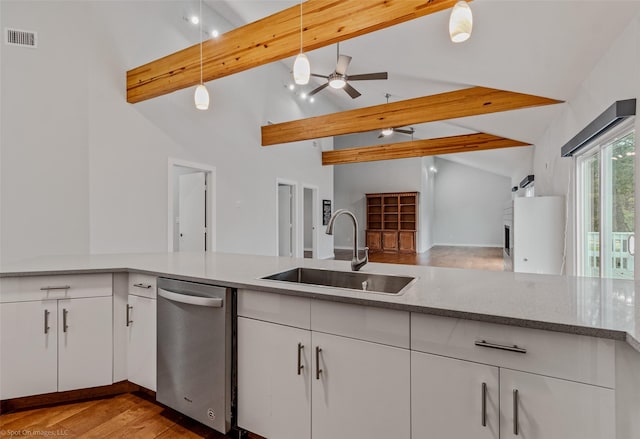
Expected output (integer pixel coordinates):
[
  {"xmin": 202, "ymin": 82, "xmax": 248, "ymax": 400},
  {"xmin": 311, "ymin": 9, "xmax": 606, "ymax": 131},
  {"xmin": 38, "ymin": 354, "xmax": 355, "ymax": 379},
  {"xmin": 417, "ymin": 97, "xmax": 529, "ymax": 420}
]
[
  {"xmin": 210, "ymin": 29, "xmax": 219, "ymax": 38},
  {"xmin": 301, "ymin": 92, "xmax": 307, "ymax": 99},
  {"xmin": 190, "ymin": 15, "xmax": 199, "ymax": 25},
  {"xmin": 288, "ymin": 84, "xmax": 295, "ymax": 91},
  {"xmin": 309, "ymin": 97, "xmax": 315, "ymax": 103}
]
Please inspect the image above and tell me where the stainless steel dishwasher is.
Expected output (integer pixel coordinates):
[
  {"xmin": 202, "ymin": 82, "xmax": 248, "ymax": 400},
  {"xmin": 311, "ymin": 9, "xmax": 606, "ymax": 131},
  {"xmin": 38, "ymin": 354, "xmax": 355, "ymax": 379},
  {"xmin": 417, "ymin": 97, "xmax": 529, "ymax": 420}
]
[{"xmin": 157, "ymin": 278, "xmax": 231, "ymax": 433}]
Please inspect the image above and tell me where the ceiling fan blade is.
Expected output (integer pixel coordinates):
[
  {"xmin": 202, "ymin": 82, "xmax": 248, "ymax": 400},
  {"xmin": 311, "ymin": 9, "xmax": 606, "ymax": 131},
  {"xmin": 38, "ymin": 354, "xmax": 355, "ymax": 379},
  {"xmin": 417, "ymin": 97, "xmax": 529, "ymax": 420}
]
[
  {"xmin": 310, "ymin": 73, "xmax": 329, "ymax": 79},
  {"xmin": 343, "ymin": 83, "xmax": 361, "ymax": 99},
  {"xmin": 335, "ymin": 55, "xmax": 352, "ymax": 75},
  {"xmin": 377, "ymin": 133, "xmax": 384, "ymax": 139},
  {"xmin": 395, "ymin": 128, "xmax": 415, "ymax": 135},
  {"xmin": 347, "ymin": 72, "xmax": 388, "ymax": 81},
  {"xmin": 308, "ymin": 82, "xmax": 329, "ymax": 97}
]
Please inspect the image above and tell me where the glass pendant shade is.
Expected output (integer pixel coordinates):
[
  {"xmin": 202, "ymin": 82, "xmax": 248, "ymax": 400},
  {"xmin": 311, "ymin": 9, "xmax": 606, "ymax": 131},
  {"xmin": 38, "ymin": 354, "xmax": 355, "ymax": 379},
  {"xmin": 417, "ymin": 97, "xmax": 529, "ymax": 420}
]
[
  {"xmin": 449, "ymin": 1, "xmax": 473, "ymax": 43},
  {"xmin": 194, "ymin": 84, "xmax": 210, "ymax": 110},
  {"xmin": 293, "ymin": 53, "xmax": 311, "ymax": 85}
]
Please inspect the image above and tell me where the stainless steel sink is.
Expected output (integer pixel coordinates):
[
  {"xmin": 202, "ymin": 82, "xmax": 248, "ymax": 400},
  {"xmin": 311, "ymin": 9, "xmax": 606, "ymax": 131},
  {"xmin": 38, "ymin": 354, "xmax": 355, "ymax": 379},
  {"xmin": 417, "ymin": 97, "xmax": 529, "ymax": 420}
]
[{"xmin": 261, "ymin": 267, "xmax": 415, "ymax": 295}]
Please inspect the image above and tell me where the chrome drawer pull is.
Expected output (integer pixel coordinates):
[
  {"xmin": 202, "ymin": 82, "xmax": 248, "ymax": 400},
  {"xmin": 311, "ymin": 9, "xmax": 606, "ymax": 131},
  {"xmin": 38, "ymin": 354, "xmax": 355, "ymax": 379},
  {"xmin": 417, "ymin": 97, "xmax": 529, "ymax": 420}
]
[
  {"xmin": 133, "ymin": 283, "xmax": 152, "ymax": 289},
  {"xmin": 475, "ymin": 340, "xmax": 527, "ymax": 354},
  {"xmin": 297, "ymin": 343, "xmax": 304, "ymax": 375},
  {"xmin": 40, "ymin": 285, "xmax": 70, "ymax": 291}
]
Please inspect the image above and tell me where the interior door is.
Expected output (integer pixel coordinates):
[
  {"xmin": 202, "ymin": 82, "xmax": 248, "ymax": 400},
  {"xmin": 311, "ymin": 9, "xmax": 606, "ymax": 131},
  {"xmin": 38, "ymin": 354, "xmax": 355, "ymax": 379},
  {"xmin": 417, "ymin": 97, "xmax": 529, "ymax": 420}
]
[
  {"xmin": 278, "ymin": 184, "xmax": 293, "ymax": 257},
  {"xmin": 178, "ymin": 172, "xmax": 206, "ymax": 251}
]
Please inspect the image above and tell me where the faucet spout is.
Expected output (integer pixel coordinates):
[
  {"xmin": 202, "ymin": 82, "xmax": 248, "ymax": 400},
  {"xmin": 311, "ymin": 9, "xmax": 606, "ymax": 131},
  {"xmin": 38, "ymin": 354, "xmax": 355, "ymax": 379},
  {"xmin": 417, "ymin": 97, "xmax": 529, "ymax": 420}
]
[{"xmin": 325, "ymin": 209, "xmax": 368, "ymax": 271}]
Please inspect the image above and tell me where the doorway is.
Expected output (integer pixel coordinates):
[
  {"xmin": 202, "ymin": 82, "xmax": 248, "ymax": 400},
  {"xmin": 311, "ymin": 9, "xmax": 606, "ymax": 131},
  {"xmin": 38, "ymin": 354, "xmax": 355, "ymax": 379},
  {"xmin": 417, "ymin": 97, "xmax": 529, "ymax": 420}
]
[
  {"xmin": 303, "ymin": 185, "xmax": 319, "ymax": 258},
  {"xmin": 168, "ymin": 159, "xmax": 216, "ymax": 252},
  {"xmin": 276, "ymin": 180, "xmax": 297, "ymax": 257}
]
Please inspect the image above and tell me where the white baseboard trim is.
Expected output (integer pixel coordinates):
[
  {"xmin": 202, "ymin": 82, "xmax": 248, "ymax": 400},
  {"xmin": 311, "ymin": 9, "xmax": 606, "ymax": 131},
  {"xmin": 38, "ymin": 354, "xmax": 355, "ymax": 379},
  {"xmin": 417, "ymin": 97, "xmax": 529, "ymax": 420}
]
[
  {"xmin": 333, "ymin": 245, "xmax": 354, "ymax": 251},
  {"xmin": 432, "ymin": 243, "xmax": 503, "ymax": 248}
]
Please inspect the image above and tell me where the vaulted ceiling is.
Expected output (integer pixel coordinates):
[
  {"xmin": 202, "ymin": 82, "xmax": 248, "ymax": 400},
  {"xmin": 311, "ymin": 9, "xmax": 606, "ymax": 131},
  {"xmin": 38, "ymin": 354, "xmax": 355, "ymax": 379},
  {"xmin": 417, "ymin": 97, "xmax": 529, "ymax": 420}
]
[{"xmin": 208, "ymin": 0, "xmax": 640, "ymax": 178}]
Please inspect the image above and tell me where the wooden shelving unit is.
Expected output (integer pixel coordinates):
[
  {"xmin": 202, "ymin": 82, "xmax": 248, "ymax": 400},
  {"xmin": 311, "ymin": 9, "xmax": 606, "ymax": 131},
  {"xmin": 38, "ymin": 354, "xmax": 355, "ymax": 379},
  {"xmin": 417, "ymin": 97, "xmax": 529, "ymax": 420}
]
[{"xmin": 366, "ymin": 192, "xmax": 418, "ymax": 253}]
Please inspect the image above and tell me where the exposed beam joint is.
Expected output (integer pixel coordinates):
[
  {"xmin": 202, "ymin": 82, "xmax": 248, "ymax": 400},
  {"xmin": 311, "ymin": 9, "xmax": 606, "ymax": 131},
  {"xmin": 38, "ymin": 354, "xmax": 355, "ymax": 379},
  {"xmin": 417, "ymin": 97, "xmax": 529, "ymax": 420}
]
[
  {"xmin": 262, "ymin": 87, "xmax": 563, "ymax": 146},
  {"xmin": 127, "ymin": 0, "xmax": 463, "ymax": 104},
  {"xmin": 321, "ymin": 133, "xmax": 530, "ymax": 165}
]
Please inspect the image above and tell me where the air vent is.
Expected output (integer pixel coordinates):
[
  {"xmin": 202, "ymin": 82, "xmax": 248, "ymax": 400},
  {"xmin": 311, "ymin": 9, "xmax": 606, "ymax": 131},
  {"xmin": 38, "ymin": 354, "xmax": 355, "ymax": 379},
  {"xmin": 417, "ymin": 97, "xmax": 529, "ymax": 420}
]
[{"xmin": 5, "ymin": 28, "xmax": 37, "ymax": 48}]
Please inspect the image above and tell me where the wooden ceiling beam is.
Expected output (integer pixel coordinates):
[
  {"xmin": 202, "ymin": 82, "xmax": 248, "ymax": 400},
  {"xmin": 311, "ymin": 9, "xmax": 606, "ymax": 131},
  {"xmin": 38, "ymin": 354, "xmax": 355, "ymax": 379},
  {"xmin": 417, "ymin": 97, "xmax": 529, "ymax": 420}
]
[
  {"xmin": 263, "ymin": 87, "xmax": 562, "ymax": 146},
  {"xmin": 321, "ymin": 133, "xmax": 530, "ymax": 165},
  {"xmin": 127, "ymin": 0, "xmax": 462, "ymax": 104}
]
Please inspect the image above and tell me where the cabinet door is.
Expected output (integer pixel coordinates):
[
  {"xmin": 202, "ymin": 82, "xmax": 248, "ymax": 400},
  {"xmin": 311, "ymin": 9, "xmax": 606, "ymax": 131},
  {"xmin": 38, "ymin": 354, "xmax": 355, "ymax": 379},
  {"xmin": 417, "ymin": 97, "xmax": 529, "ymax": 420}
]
[
  {"xmin": 58, "ymin": 296, "xmax": 113, "ymax": 392},
  {"xmin": 126, "ymin": 294, "xmax": 156, "ymax": 391},
  {"xmin": 382, "ymin": 231, "xmax": 398, "ymax": 251},
  {"xmin": 0, "ymin": 301, "xmax": 58, "ymax": 399},
  {"xmin": 312, "ymin": 332, "xmax": 410, "ymax": 439},
  {"xmin": 398, "ymin": 231, "xmax": 415, "ymax": 253},
  {"xmin": 238, "ymin": 317, "xmax": 311, "ymax": 439},
  {"xmin": 366, "ymin": 231, "xmax": 382, "ymax": 252},
  {"xmin": 500, "ymin": 369, "xmax": 615, "ymax": 439},
  {"xmin": 412, "ymin": 352, "xmax": 499, "ymax": 439}
]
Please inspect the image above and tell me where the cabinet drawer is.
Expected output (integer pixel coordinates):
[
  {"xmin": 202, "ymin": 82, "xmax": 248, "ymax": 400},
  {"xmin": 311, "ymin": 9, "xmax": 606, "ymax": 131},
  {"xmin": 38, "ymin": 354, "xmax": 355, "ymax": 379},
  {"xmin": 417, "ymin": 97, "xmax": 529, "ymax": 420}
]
[
  {"xmin": 238, "ymin": 289, "xmax": 310, "ymax": 329},
  {"xmin": 128, "ymin": 273, "xmax": 157, "ymax": 298},
  {"xmin": 411, "ymin": 313, "xmax": 615, "ymax": 388},
  {"xmin": 312, "ymin": 300, "xmax": 409, "ymax": 348},
  {"xmin": 0, "ymin": 274, "xmax": 112, "ymax": 303}
]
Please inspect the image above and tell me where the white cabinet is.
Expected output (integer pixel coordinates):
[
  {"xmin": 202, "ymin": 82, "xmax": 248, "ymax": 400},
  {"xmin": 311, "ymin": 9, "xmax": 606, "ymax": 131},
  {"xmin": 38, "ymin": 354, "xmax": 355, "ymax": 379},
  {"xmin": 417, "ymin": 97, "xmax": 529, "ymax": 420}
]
[
  {"xmin": 500, "ymin": 369, "xmax": 615, "ymax": 439},
  {"xmin": 0, "ymin": 296, "xmax": 113, "ymax": 399},
  {"xmin": 124, "ymin": 273, "xmax": 157, "ymax": 391},
  {"xmin": 238, "ymin": 317, "xmax": 311, "ymax": 439},
  {"xmin": 411, "ymin": 351, "xmax": 499, "ymax": 439},
  {"xmin": 0, "ymin": 300, "xmax": 58, "ymax": 399},
  {"xmin": 312, "ymin": 331, "xmax": 410, "ymax": 439},
  {"xmin": 237, "ymin": 290, "xmax": 410, "ymax": 439}
]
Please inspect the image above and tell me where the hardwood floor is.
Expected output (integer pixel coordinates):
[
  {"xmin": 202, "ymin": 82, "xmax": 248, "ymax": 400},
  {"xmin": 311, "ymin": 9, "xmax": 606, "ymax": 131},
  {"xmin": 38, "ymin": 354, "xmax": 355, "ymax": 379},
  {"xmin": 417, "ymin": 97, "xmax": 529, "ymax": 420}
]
[
  {"xmin": 335, "ymin": 245, "xmax": 505, "ymax": 271},
  {"xmin": 0, "ymin": 392, "xmax": 255, "ymax": 438}
]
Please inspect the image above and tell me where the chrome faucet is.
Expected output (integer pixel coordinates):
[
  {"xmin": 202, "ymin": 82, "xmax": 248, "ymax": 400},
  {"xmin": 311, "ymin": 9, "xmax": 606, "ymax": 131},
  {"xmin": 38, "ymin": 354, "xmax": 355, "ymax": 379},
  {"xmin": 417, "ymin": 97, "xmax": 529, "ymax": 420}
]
[{"xmin": 326, "ymin": 209, "xmax": 368, "ymax": 271}]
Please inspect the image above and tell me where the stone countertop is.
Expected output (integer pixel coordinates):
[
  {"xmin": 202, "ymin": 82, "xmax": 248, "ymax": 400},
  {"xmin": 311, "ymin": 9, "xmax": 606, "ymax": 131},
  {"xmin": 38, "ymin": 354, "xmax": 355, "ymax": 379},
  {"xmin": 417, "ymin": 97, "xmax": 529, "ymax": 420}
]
[{"xmin": 1, "ymin": 252, "xmax": 638, "ymax": 351}]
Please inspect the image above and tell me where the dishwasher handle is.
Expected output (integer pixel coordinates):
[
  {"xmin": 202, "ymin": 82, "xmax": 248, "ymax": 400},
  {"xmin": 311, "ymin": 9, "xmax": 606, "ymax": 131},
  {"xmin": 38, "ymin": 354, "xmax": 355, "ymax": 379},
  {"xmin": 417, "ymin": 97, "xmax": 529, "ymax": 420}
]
[{"xmin": 158, "ymin": 288, "xmax": 223, "ymax": 307}]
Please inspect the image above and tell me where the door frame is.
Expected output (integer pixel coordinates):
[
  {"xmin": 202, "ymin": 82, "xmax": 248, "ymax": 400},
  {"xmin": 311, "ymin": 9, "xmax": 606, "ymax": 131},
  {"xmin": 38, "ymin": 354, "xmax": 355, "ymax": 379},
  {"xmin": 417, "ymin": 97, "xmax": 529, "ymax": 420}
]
[
  {"xmin": 168, "ymin": 158, "xmax": 216, "ymax": 252},
  {"xmin": 275, "ymin": 178, "xmax": 298, "ymax": 257},
  {"xmin": 302, "ymin": 184, "xmax": 319, "ymax": 258}
]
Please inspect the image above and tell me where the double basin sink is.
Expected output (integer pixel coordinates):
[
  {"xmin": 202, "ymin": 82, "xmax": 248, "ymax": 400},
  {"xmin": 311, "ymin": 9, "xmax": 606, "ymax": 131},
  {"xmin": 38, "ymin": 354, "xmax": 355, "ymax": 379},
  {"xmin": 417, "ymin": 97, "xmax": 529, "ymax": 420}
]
[{"xmin": 262, "ymin": 267, "xmax": 415, "ymax": 295}]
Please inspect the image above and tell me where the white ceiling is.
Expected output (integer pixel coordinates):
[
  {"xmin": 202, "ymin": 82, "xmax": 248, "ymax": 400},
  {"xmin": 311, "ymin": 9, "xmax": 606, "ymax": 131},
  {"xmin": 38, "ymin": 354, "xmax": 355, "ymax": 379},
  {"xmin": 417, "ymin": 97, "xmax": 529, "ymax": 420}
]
[{"xmin": 206, "ymin": 0, "xmax": 640, "ymax": 178}]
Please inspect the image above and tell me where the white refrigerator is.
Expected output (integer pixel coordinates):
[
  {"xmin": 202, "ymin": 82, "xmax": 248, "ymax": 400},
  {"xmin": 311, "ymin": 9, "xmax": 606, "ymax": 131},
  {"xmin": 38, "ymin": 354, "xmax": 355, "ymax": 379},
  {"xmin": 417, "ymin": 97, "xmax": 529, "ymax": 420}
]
[{"xmin": 513, "ymin": 196, "xmax": 565, "ymax": 274}]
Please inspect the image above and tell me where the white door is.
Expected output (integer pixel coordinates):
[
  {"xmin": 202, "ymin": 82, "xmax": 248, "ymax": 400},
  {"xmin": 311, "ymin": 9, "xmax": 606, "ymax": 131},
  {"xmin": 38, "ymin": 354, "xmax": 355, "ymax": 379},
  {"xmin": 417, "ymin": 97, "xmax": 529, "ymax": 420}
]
[
  {"xmin": 126, "ymin": 294, "xmax": 157, "ymax": 391},
  {"xmin": 412, "ymin": 351, "xmax": 499, "ymax": 439},
  {"xmin": 237, "ymin": 317, "xmax": 311, "ymax": 439},
  {"xmin": 178, "ymin": 172, "xmax": 206, "ymax": 251},
  {"xmin": 58, "ymin": 297, "xmax": 113, "ymax": 392},
  {"xmin": 278, "ymin": 184, "xmax": 293, "ymax": 257},
  {"xmin": 0, "ymin": 301, "xmax": 58, "ymax": 399},
  {"xmin": 500, "ymin": 368, "xmax": 615, "ymax": 439},
  {"xmin": 312, "ymin": 332, "xmax": 411, "ymax": 439}
]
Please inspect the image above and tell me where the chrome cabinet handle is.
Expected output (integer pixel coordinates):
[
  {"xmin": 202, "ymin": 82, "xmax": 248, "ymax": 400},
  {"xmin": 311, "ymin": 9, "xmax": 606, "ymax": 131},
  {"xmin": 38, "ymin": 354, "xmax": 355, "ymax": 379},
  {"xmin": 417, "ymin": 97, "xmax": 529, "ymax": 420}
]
[
  {"xmin": 126, "ymin": 304, "xmax": 133, "ymax": 327},
  {"xmin": 475, "ymin": 340, "xmax": 527, "ymax": 354},
  {"xmin": 513, "ymin": 389, "xmax": 519, "ymax": 435},
  {"xmin": 133, "ymin": 283, "xmax": 152, "ymax": 289},
  {"xmin": 62, "ymin": 308, "xmax": 69, "ymax": 333},
  {"xmin": 40, "ymin": 285, "xmax": 70, "ymax": 291},
  {"xmin": 297, "ymin": 343, "xmax": 304, "ymax": 375},
  {"xmin": 315, "ymin": 346, "xmax": 322, "ymax": 380},
  {"xmin": 481, "ymin": 382, "xmax": 487, "ymax": 427},
  {"xmin": 44, "ymin": 309, "xmax": 50, "ymax": 334}
]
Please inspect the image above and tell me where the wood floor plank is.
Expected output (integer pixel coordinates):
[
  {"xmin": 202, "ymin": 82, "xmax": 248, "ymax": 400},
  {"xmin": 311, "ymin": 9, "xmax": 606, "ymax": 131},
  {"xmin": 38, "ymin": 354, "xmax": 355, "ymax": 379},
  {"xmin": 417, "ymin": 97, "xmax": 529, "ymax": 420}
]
[{"xmin": 82, "ymin": 402, "xmax": 164, "ymax": 438}]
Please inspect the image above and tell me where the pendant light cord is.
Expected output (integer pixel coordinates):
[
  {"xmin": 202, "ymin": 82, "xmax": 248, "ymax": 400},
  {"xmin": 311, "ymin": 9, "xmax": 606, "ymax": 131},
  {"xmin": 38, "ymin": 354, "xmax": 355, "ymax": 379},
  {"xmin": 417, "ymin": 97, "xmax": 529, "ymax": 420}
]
[
  {"xmin": 199, "ymin": 0, "xmax": 203, "ymax": 85},
  {"xmin": 299, "ymin": 0, "xmax": 303, "ymax": 54}
]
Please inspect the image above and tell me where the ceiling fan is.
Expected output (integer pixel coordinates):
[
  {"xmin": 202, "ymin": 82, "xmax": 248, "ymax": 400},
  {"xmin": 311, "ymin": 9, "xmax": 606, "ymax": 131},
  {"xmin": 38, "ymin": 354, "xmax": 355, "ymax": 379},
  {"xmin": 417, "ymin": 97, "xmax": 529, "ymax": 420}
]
[
  {"xmin": 378, "ymin": 127, "xmax": 415, "ymax": 139},
  {"xmin": 307, "ymin": 43, "xmax": 388, "ymax": 99}
]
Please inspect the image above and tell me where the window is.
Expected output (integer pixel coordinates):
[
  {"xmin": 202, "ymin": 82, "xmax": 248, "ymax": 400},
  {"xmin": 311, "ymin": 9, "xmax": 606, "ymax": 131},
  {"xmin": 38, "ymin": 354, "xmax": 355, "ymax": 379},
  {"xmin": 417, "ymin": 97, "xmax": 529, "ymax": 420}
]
[{"xmin": 576, "ymin": 119, "xmax": 635, "ymax": 279}]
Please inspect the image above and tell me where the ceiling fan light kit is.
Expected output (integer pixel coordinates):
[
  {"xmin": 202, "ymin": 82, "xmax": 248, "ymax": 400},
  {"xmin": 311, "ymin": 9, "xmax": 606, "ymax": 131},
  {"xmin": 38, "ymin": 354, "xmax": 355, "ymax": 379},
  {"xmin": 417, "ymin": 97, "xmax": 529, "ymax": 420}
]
[
  {"xmin": 449, "ymin": 0, "xmax": 473, "ymax": 43},
  {"xmin": 194, "ymin": 0, "xmax": 209, "ymax": 110},
  {"xmin": 381, "ymin": 128, "xmax": 394, "ymax": 136},
  {"xmin": 328, "ymin": 73, "xmax": 347, "ymax": 89}
]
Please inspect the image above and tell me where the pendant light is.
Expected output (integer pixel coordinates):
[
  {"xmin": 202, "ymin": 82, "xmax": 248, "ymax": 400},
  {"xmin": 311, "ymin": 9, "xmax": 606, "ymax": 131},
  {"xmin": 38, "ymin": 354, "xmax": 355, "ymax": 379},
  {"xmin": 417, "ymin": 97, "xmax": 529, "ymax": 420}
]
[
  {"xmin": 194, "ymin": 0, "xmax": 210, "ymax": 110},
  {"xmin": 292, "ymin": 0, "xmax": 310, "ymax": 85},
  {"xmin": 449, "ymin": 1, "xmax": 473, "ymax": 43},
  {"xmin": 381, "ymin": 94, "xmax": 393, "ymax": 137}
]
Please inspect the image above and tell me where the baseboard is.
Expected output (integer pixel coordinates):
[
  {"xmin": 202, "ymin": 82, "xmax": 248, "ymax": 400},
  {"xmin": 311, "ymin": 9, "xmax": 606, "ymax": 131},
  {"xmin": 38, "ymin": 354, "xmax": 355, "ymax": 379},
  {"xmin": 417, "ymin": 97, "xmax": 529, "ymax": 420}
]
[
  {"xmin": 0, "ymin": 380, "xmax": 148, "ymax": 413},
  {"xmin": 432, "ymin": 243, "xmax": 503, "ymax": 248}
]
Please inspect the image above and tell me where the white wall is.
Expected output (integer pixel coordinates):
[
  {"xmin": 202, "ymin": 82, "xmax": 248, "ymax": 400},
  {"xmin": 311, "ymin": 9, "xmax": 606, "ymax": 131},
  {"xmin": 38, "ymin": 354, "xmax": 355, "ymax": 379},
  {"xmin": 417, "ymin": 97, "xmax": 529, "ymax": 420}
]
[
  {"xmin": 0, "ymin": 1, "xmax": 337, "ymax": 264},
  {"xmin": 433, "ymin": 157, "xmax": 511, "ymax": 247},
  {"xmin": 420, "ymin": 156, "xmax": 436, "ymax": 251},
  {"xmin": 334, "ymin": 131, "xmax": 422, "ymax": 250},
  {"xmin": 532, "ymin": 15, "xmax": 640, "ymax": 276}
]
